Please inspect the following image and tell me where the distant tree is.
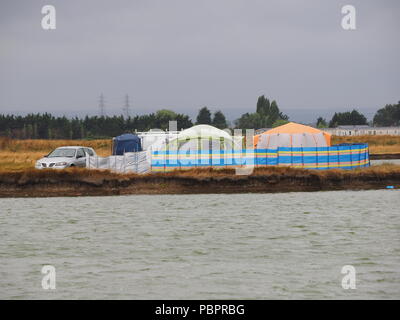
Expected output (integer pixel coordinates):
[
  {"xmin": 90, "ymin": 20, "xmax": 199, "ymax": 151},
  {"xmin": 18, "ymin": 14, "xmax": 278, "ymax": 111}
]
[
  {"xmin": 154, "ymin": 109, "xmax": 178, "ymax": 130},
  {"xmin": 235, "ymin": 112, "xmax": 265, "ymax": 129},
  {"xmin": 156, "ymin": 109, "xmax": 177, "ymax": 119},
  {"xmin": 196, "ymin": 107, "xmax": 212, "ymax": 125},
  {"xmin": 235, "ymin": 95, "xmax": 288, "ymax": 129},
  {"xmin": 152, "ymin": 109, "xmax": 194, "ymax": 130},
  {"xmin": 269, "ymin": 100, "xmax": 281, "ymax": 124},
  {"xmin": 212, "ymin": 111, "xmax": 228, "ymax": 129},
  {"xmin": 316, "ymin": 117, "xmax": 328, "ymax": 128},
  {"xmin": 373, "ymin": 102, "xmax": 400, "ymax": 126},
  {"xmin": 256, "ymin": 95, "xmax": 270, "ymax": 116},
  {"xmin": 329, "ymin": 109, "xmax": 367, "ymax": 127},
  {"xmin": 350, "ymin": 109, "xmax": 368, "ymax": 125},
  {"xmin": 175, "ymin": 114, "xmax": 193, "ymax": 130},
  {"xmin": 33, "ymin": 123, "xmax": 38, "ymax": 139}
]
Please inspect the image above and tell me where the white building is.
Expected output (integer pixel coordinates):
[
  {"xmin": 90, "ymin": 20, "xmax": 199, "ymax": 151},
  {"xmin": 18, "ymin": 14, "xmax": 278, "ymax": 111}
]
[{"xmin": 322, "ymin": 125, "xmax": 400, "ymax": 136}]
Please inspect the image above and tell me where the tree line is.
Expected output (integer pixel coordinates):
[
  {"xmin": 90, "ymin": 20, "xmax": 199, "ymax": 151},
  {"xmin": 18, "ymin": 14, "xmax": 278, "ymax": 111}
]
[
  {"xmin": 0, "ymin": 98, "xmax": 399, "ymax": 139},
  {"xmin": 0, "ymin": 110, "xmax": 192, "ymax": 140},
  {"xmin": 315, "ymin": 101, "xmax": 400, "ymax": 128},
  {"xmin": 0, "ymin": 108, "xmax": 227, "ymax": 140}
]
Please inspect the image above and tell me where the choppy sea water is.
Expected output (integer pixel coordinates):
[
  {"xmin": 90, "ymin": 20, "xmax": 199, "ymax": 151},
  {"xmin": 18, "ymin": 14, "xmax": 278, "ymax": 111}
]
[
  {"xmin": 0, "ymin": 190, "xmax": 399, "ymax": 299},
  {"xmin": 370, "ymin": 159, "xmax": 400, "ymax": 166}
]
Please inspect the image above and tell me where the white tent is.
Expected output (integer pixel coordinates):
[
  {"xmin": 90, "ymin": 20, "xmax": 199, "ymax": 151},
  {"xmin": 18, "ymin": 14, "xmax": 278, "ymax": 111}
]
[
  {"xmin": 137, "ymin": 129, "xmax": 179, "ymax": 151},
  {"xmin": 164, "ymin": 125, "xmax": 242, "ymax": 152}
]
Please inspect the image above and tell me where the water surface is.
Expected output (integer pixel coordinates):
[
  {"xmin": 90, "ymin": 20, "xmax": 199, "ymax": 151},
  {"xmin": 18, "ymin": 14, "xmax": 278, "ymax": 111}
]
[
  {"xmin": 370, "ymin": 159, "xmax": 400, "ymax": 166},
  {"xmin": 0, "ymin": 190, "xmax": 399, "ymax": 299}
]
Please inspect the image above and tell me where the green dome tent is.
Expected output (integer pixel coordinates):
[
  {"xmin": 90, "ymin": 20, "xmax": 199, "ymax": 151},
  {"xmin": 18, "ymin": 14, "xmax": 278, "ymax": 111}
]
[{"xmin": 161, "ymin": 125, "xmax": 241, "ymax": 152}]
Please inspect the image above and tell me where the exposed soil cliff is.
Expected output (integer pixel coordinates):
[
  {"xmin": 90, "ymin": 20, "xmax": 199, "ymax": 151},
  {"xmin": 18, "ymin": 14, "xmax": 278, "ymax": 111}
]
[{"xmin": 0, "ymin": 166, "xmax": 399, "ymax": 197}]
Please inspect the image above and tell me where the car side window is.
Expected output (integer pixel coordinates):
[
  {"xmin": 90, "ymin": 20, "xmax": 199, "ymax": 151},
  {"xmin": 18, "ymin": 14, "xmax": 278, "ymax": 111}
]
[
  {"xmin": 84, "ymin": 148, "xmax": 94, "ymax": 156},
  {"xmin": 76, "ymin": 148, "xmax": 85, "ymax": 158}
]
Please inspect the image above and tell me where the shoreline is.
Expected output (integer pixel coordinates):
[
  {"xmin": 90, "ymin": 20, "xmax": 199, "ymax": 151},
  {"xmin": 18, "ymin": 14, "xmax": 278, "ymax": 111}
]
[
  {"xmin": 370, "ymin": 153, "xmax": 400, "ymax": 160},
  {"xmin": 0, "ymin": 167, "xmax": 399, "ymax": 198}
]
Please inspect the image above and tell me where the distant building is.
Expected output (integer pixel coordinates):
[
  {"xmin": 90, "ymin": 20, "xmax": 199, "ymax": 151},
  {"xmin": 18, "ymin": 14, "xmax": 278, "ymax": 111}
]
[{"xmin": 322, "ymin": 125, "xmax": 400, "ymax": 136}]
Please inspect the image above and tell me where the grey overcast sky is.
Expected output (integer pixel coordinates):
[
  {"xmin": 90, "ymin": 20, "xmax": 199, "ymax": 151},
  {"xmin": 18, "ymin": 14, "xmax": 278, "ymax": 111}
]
[{"xmin": 0, "ymin": 0, "xmax": 399, "ymax": 123}]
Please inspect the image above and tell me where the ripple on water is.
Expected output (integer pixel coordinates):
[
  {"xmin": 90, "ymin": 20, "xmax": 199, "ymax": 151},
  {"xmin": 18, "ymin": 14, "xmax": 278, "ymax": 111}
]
[{"xmin": 0, "ymin": 190, "xmax": 399, "ymax": 299}]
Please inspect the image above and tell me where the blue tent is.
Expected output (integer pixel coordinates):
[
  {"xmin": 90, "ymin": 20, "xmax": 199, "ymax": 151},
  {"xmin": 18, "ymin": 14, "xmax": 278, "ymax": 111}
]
[{"xmin": 112, "ymin": 133, "xmax": 142, "ymax": 155}]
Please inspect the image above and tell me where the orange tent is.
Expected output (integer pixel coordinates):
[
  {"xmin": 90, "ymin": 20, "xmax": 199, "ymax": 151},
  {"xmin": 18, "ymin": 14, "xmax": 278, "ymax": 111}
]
[{"xmin": 254, "ymin": 122, "xmax": 331, "ymax": 148}]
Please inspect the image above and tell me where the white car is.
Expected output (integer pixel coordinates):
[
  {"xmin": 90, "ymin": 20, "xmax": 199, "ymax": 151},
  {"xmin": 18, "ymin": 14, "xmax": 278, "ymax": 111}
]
[{"xmin": 35, "ymin": 146, "xmax": 97, "ymax": 169}]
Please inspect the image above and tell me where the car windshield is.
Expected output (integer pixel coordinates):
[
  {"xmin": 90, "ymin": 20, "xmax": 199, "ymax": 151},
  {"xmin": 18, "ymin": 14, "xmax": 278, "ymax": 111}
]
[{"xmin": 47, "ymin": 148, "xmax": 76, "ymax": 158}]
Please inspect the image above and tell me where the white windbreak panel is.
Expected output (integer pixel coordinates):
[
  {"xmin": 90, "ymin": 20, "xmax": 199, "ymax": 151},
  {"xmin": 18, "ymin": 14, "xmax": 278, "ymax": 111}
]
[{"xmin": 87, "ymin": 151, "xmax": 151, "ymax": 174}]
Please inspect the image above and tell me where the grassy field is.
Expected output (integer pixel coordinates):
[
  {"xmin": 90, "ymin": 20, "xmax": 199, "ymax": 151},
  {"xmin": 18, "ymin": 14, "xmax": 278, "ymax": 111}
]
[
  {"xmin": 0, "ymin": 135, "xmax": 399, "ymax": 171},
  {"xmin": 0, "ymin": 138, "xmax": 111, "ymax": 171},
  {"xmin": 332, "ymin": 135, "xmax": 400, "ymax": 154}
]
